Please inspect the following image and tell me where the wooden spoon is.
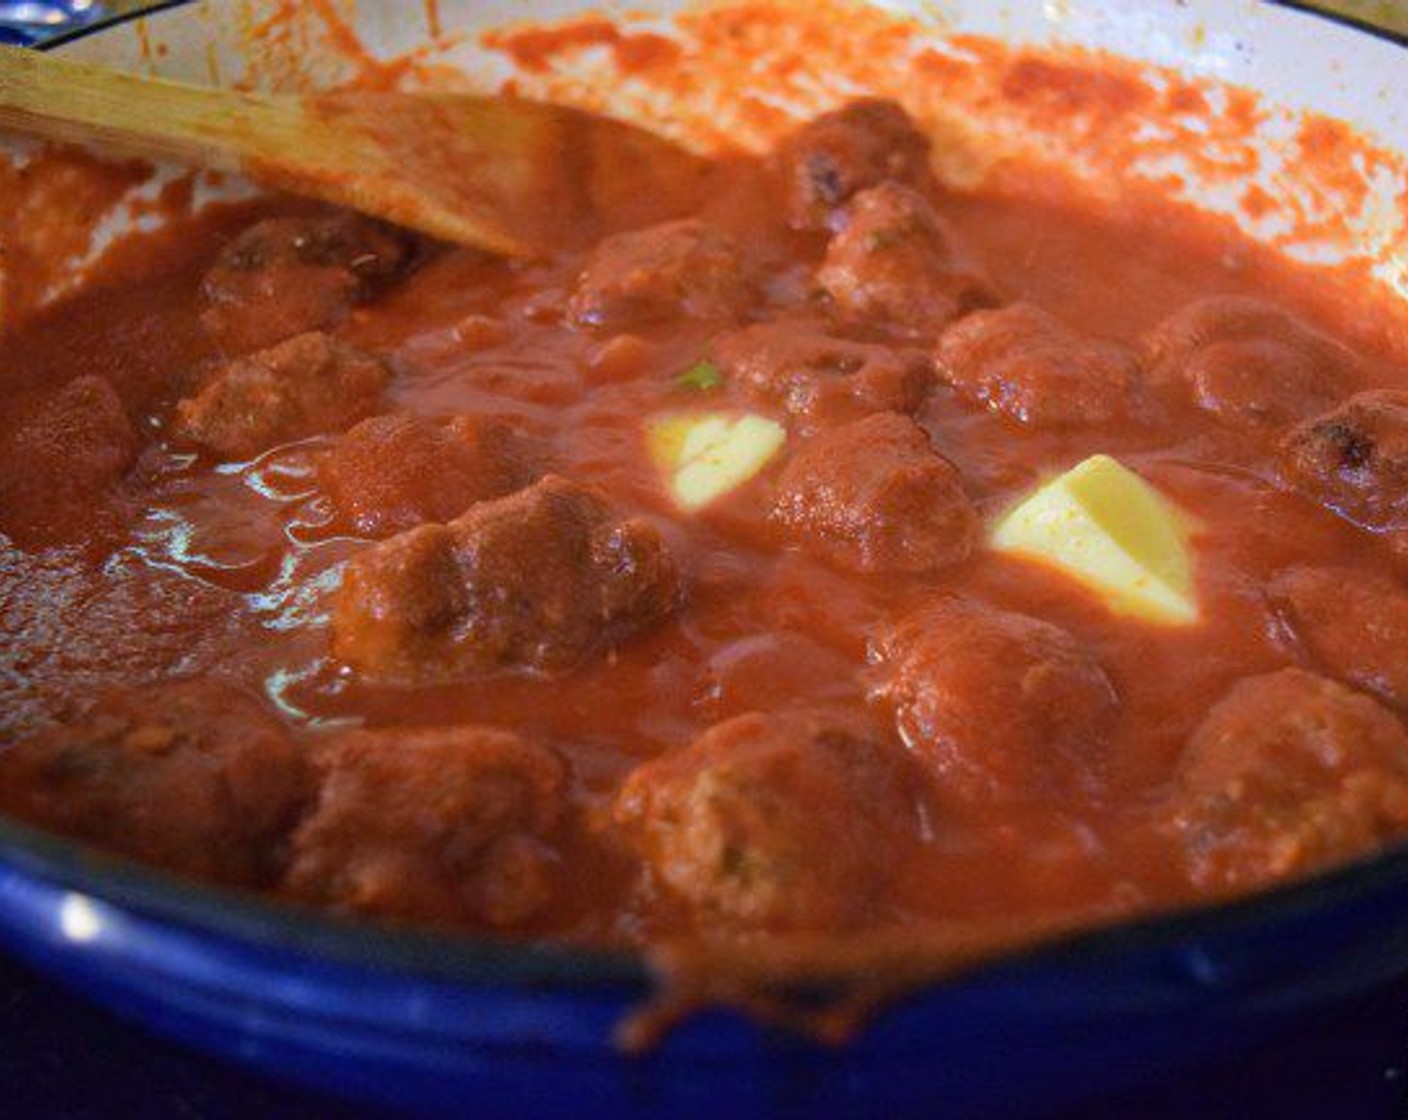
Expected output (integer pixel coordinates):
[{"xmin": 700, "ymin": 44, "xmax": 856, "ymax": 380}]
[{"xmin": 0, "ymin": 44, "xmax": 711, "ymax": 256}]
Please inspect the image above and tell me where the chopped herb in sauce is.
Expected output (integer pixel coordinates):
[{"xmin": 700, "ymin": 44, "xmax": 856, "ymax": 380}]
[{"xmin": 676, "ymin": 359, "xmax": 723, "ymax": 392}]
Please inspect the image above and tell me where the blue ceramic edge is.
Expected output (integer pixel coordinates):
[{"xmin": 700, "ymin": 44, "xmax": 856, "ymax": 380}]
[
  {"xmin": 8, "ymin": 829, "xmax": 1408, "ymax": 1116},
  {"xmin": 13, "ymin": 0, "xmax": 187, "ymax": 49}
]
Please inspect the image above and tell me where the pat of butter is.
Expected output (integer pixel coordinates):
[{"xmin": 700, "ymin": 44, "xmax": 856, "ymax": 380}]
[
  {"xmin": 647, "ymin": 411, "xmax": 785, "ymax": 511},
  {"xmin": 991, "ymin": 454, "xmax": 1198, "ymax": 625}
]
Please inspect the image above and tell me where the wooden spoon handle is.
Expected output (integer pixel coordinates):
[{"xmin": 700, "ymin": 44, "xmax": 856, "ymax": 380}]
[
  {"xmin": 0, "ymin": 44, "xmax": 319, "ymax": 172},
  {"xmin": 0, "ymin": 46, "xmax": 566, "ymax": 254},
  {"xmin": 0, "ymin": 45, "xmax": 712, "ymax": 255}
]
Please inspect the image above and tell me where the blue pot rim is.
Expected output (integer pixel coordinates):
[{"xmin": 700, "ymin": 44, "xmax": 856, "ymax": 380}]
[{"xmin": 7, "ymin": 803, "xmax": 1408, "ymax": 996}]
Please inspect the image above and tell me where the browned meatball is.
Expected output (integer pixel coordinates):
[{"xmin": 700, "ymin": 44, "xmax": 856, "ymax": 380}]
[
  {"xmin": 714, "ymin": 318, "xmax": 932, "ymax": 428},
  {"xmin": 1142, "ymin": 296, "xmax": 1356, "ymax": 428},
  {"xmin": 816, "ymin": 182, "xmax": 993, "ymax": 334},
  {"xmin": 613, "ymin": 708, "xmax": 923, "ymax": 932},
  {"xmin": 1173, "ymin": 668, "xmax": 1408, "ymax": 891},
  {"xmin": 868, "ymin": 597, "xmax": 1118, "ymax": 803},
  {"xmin": 936, "ymin": 303, "xmax": 1143, "ymax": 427},
  {"xmin": 172, "ymin": 331, "xmax": 389, "ymax": 460},
  {"xmin": 201, "ymin": 213, "xmax": 412, "ymax": 352},
  {"xmin": 286, "ymin": 726, "xmax": 564, "ymax": 927},
  {"xmin": 1271, "ymin": 566, "xmax": 1408, "ymax": 710},
  {"xmin": 1278, "ymin": 390, "xmax": 1408, "ymax": 533},
  {"xmin": 0, "ymin": 375, "xmax": 137, "ymax": 547},
  {"xmin": 567, "ymin": 219, "xmax": 746, "ymax": 329},
  {"xmin": 332, "ymin": 475, "xmax": 683, "ymax": 680},
  {"xmin": 773, "ymin": 99, "xmax": 934, "ymax": 231},
  {"xmin": 773, "ymin": 413, "xmax": 977, "ymax": 574},
  {"xmin": 318, "ymin": 413, "xmax": 539, "ymax": 538},
  {"xmin": 0, "ymin": 681, "xmax": 312, "ymax": 886}
]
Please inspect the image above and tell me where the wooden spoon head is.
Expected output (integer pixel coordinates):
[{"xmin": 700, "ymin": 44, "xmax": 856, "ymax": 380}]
[{"xmin": 292, "ymin": 92, "xmax": 714, "ymax": 257}]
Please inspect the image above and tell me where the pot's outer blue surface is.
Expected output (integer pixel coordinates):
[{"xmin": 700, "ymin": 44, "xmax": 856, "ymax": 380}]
[
  {"xmin": 3, "ymin": 2, "xmax": 1408, "ymax": 1117},
  {"xmin": 6, "ymin": 806, "xmax": 1408, "ymax": 1117}
]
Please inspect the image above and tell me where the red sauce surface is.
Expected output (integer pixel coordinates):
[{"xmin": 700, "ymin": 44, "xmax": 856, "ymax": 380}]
[{"xmin": 3, "ymin": 95, "xmax": 1408, "ymax": 971}]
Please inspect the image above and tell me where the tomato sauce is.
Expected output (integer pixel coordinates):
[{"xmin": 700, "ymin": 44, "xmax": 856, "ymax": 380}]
[{"xmin": 2, "ymin": 96, "xmax": 1408, "ymax": 966}]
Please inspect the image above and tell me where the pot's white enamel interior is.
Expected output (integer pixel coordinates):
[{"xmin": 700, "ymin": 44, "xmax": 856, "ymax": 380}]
[
  {"xmin": 49, "ymin": 0, "xmax": 1408, "ymax": 137},
  {"xmin": 6, "ymin": 1, "xmax": 1407, "ymax": 324}
]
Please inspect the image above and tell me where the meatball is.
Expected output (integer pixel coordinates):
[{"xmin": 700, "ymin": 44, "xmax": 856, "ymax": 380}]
[
  {"xmin": 1142, "ymin": 296, "xmax": 1356, "ymax": 428},
  {"xmin": 286, "ymin": 726, "xmax": 565, "ymax": 927},
  {"xmin": 936, "ymin": 303, "xmax": 1143, "ymax": 427},
  {"xmin": 201, "ymin": 213, "xmax": 412, "ymax": 352},
  {"xmin": 1278, "ymin": 390, "xmax": 1408, "ymax": 533},
  {"xmin": 0, "ymin": 374, "xmax": 137, "ymax": 547},
  {"xmin": 1271, "ymin": 566, "xmax": 1408, "ymax": 710},
  {"xmin": 318, "ymin": 412, "xmax": 539, "ymax": 537},
  {"xmin": 816, "ymin": 182, "xmax": 993, "ymax": 334},
  {"xmin": 714, "ymin": 318, "xmax": 932, "ymax": 428},
  {"xmin": 1173, "ymin": 668, "xmax": 1408, "ymax": 891},
  {"xmin": 773, "ymin": 412, "xmax": 977, "ymax": 574},
  {"xmin": 773, "ymin": 98, "xmax": 935, "ymax": 230},
  {"xmin": 332, "ymin": 475, "xmax": 683, "ymax": 680},
  {"xmin": 613, "ymin": 709, "xmax": 923, "ymax": 932},
  {"xmin": 172, "ymin": 331, "xmax": 389, "ymax": 460},
  {"xmin": 868, "ymin": 597, "xmax": 1118, "ymax": 803},
  {"xmin": 567, "ymin": 219, "xmax": 746, "ymax": 329},
  {"xmin": 0, "ymin": 681, "xmax": 311, "ymax": 886}
]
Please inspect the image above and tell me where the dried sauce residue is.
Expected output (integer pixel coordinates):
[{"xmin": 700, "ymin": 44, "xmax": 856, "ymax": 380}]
[
  {"xmin": 482, "ymin": 16, "xmax": 682, "ymax": 76},
  {"xmin": 1000, "ymin": 55, "xmax": 1152, "ymax": 118},
  {"xmin": 236, "ymin": 0, "xmax": 465, "ymax": 92}
]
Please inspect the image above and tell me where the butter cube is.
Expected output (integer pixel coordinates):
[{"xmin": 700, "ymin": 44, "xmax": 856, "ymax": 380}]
[
  {"xmin": 991, "ymin": 454, "xmax": 1198, "ymax": 625},
  {"xmin": 647, "ymin": 411, "xmax": 786, "ymax": 512}
]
